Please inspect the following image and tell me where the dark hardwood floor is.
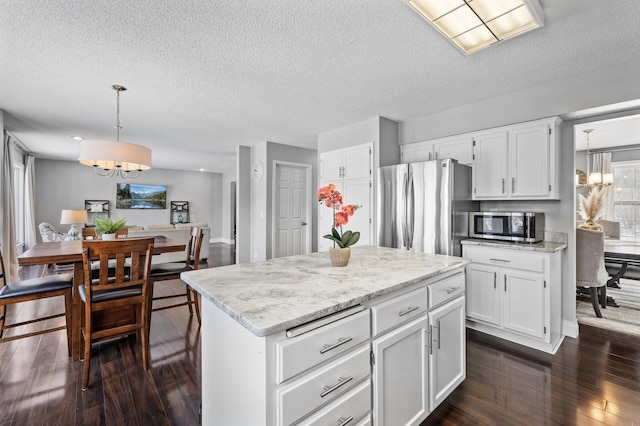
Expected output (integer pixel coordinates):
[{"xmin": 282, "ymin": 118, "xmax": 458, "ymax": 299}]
[{"xmin": 2, "ymin": 244, "xmax": 639, "ymax": 425}]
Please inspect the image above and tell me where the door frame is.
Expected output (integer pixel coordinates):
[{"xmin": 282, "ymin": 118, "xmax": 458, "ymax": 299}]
[{"xmin": 271, "ymin": 160, "xmax": 312, "ymax": 257}]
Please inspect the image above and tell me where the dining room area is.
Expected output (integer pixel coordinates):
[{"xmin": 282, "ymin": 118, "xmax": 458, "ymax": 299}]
[{"xmin": 0, "ymin": 240, "xmax": 235, "ymax": 425}]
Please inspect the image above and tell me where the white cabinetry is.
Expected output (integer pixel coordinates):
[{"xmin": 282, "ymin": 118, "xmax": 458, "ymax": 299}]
[
  {"xmin": 472, "ymin": 117, "xmax": 560, "ymax": 200},
  {"xmin": 200, "ymin": 267, "xmax": 467, "ymax": 426},
  {"xmin": 319, "ymin": 143, "xmax": 373, "ymax": 251},
  {"xmin": 320, "ymin": 143, "xmax": 372, "ymax": 181},
  {"xmin": 428, "ymin": 296, "xmax": 465, "ymax": 410},
  {"xmin": 370, "ymin": 272, "xmax": 466, "ymax": 426},
  {"xmin": 401, "ymin": 135, "xmax": 473, "ymax": 165},
  {"xmin": 372, "ymin": 315, "xmax": 429, "ymax": 426},
  {"xmin": 463, "ymin": 244, "xmax": 563, "ymax": 353}
]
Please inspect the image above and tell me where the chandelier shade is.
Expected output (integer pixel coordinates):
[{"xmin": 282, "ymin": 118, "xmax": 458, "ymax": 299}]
[
  {"xmin": 79, "ymin": 84, "xmax": 151, "ymax": 178},
  {"xmin": 79, "ymin": 140, "xmax": 152, "ymax": 172}
]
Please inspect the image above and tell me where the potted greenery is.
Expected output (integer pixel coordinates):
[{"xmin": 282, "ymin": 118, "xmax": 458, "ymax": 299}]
[
  {"xmin": 94, "ymin": 216, "xmax": 128, "ymax": 240},
  {"xmin": 317, "ymin": 183, "xmax": 361, "ymax": 267}
]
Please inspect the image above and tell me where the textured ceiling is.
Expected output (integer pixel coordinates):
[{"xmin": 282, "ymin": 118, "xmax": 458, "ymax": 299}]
[{"xmin": 1, "ymin": 0, "xmax": 640, "ymax": 174}]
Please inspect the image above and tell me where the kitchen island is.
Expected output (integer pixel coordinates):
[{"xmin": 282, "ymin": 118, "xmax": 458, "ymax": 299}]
[{"xmin": 182, "ymin": 246, "xmax": 469, "ymax": 426}]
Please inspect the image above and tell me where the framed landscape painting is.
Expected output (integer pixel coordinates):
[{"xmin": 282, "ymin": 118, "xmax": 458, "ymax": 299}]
[{"xmin": 116, "ymin": 183, "xmax": 167, "ymax": 209}]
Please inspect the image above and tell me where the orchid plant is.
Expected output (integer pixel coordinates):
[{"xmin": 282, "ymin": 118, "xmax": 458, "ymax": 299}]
[{"xmin": 317, "ymin": 184, "xmax": 361, "ymax": 248}]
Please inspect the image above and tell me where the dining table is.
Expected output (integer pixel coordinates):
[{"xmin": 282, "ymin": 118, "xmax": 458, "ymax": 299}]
[
  {"xmin": 603, "ymin": 238, "xmax": 640, "ymax": 307},
  {"xmin": 18, "ymin": 235, "xmax": 186, "ymax": 360}
]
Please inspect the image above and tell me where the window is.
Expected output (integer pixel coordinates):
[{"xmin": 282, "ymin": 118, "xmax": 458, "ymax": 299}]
[
  {"xmin": 13, "ymin": 162, "xmax": 25, "ymax": 249},
  {"xmin": 610, "ymin": 161, "xmax": 640, "ymax": 241}
]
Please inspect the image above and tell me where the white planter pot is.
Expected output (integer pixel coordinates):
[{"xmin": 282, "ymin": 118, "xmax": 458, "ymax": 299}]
[{"xmin": 101, "ymin": 233, "xmax": 116, "ymax": 240}]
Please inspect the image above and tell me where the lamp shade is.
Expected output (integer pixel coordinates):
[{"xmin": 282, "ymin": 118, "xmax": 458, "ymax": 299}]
[
  {"xmin": 79, "ymin": 140, "xmax": 152, "ymax": 172},
  {"xmin": 60, "ymin": 209, "xmax": 88, "ymax": 225}
]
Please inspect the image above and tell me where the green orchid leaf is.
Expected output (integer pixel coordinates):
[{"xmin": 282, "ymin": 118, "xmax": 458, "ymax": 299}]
[
  {"xmin": 332, "ymin": 228, "xmax": 341, "ymax": 240},
  {"xmin": 344, "ymin": 231, "xmax": 360, "ymax": 247},
  {"xmin": 341, "ymin": 230, "xmax": 352, "ymax": 243}
]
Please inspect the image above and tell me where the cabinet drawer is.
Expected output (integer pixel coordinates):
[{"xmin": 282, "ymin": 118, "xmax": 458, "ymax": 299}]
[
  {"xmin": 297, "ymin": 380, "xmax": 371, "ymax": 426},
  {"xmin": 463, "ymin": 246, "xmax": 545, "ymax": 273},
  {"xmin": 371, "ymin": 287, "xmax": 428, "ymax": 336},
  {"xmin": 277, "ymin": 310, "xmax": 370, "ymax": 384},
  {"xmin": 428, "ymin": 273, "xmax": 465, "ymax": 309},
  {"xmin": 277, "ymin": 345, "xmax": 370, "ymax": 426}
]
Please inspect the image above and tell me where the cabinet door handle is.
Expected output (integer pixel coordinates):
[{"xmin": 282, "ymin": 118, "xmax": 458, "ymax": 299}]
[
  {"xmin": 512, "ymin": 177, "xmax": 515, "ymax": 193},
  {"xmin": 426, "ymin": 327, "xmax": 432, "ymax": 355},
  {"xmin": 399, "ymin": 305, "xmax": 419, "ymax": 316},
  {"xmin": 435, "ymin": 151, "xmax": 439, "ymax": 159},
  {"xmin": 320, "ymin": 376, "xmax": 353, "ymax": 398},
  {"xmin": 502, "ymin": 178, "xmax": 505, "ymax": 194},
  {"xmin": 338, "ymin": 416, "xmax": 354, "ymax": 426},
  {"xmin": 428, "ymin": 152, "xmax": 432, "ymax": 161},
  {"xmin": 504, "ymin": 275, "xmax": 507, "ymax": 292},
  {"xmin": 320, "ymin": 337, "xmax": 352, "ymax": 354},
  {"xmin": 446, "ymin": 286, "xmax": 460, "ymax": 294},
  {"xmin": 494, "ymin": 272, "xmax": 497, "ymax": 289},
  {"xmin": 432, "ymin": 320, "xmax": 441, "ymax": 349}
]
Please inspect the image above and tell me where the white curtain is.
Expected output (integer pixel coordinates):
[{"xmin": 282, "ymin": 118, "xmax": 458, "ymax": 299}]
[
  {"xmin": 24, "ymin": 154, "xmax": 37, "ymax": 249},
  {"xmin": 2, "ymin": 133, "xmax": 19, "ymax": 282}
]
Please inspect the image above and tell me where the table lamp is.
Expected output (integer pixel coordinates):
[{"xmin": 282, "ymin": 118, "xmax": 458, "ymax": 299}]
[{"xmin": 60, "ymin": 209, "xmax": 88, "ymax": 240}]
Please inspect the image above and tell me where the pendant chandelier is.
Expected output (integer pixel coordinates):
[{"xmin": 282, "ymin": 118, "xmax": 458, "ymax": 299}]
[
  {"xmin": 576, "ymin": 129, "xmax": 614, "ymax": 187},
  {"xmin": 79, "ymin": 84, "xmax": 151, "ymax": 178}
]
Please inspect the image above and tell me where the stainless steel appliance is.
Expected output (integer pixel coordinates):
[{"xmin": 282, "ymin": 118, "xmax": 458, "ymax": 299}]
[
  {"xmin": 377, "ymin": 159, "xmax": 478, "ymax": 256},
  {"xmin": 469, "ymin": 212, "xmax": 544, "ymax": 243}
]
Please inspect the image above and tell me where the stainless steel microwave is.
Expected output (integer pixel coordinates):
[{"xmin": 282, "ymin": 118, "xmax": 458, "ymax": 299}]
[{"xmin": 469, "ymin": 212, "xmax": 544, "ymax": 243}]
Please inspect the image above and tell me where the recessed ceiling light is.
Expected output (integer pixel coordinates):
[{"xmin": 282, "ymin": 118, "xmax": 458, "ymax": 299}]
[
  {"xmin": 405, "ymin": 0, "xmax": 544, "ymax": 55},
  {"xmin": 71, "ymin": 136, "xmax": 84, "ymax": 140}
]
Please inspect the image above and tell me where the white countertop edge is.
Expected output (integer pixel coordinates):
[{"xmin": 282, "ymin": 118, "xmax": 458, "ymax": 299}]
[
  {"xmin": 182, "ymin": 258, "xmax": 469, "ymax": 337},
  {"xmin": 461, "ymin": 239, "xmax": 567, "ymax": 253}
]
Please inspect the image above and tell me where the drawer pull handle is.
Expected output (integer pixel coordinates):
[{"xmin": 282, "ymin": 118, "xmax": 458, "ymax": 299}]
[
  {"xmin": 338, "ymin": 416, "xmax": 354, "ymax": 426},
  {"xmin": 321, "ymin": 376, "xmax": 353, "ymax": 398},
  {"xmin": 446, "ymin": 286, "xmax": 460, "ymax": 294},
  {"xmin": 320, "ymin": 337, "xmax": 352, "ymax": 354},
  {"xmin": 399, "ymin": 306, "xmax": 419, "ymax": 316},
  {"xmin": 489, "ymin": 258, "xmax": 510, "ymax": 263}
]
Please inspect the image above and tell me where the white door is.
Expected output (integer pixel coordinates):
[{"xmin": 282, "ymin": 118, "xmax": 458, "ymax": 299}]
[
  {"xmin": 275, "ymin": 164, "xmax": 308, "ymax": 258},
  {"xmin": 372, "ymin": 315, "xmax": 429, "ymax": 426}
]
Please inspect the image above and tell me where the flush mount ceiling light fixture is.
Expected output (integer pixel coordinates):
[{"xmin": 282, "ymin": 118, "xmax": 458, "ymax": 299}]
[
  {"xmin": 405, "ymin": 0, "xmax": 544, "ymax": 55},
  {"xmin": 79, "ymin": 84, "xmax": 151, "ymax": 178}
]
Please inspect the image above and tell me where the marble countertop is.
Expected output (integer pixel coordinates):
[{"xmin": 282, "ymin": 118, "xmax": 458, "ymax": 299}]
[
  {"xmin": 181, "ymin": 246, "xmax": 468, "ymax": 337},
  {"xmin": 461, "ymin": 238, "xmax": 567, "ymax": 253}
]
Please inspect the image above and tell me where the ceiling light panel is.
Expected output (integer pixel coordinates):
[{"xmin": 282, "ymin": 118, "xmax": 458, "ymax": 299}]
[{"xmin": 405, "ymin": 0, "xmax": 544, "ymax": 54}]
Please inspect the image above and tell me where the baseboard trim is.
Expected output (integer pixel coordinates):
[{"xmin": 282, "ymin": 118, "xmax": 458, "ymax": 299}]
[
  {"xmin": 563, "ymin": 319, "xmax": 579, "ymax": 338},
  {"xmin": 211, "ymin": 237, "xmax": 234, "ymax": 245}
]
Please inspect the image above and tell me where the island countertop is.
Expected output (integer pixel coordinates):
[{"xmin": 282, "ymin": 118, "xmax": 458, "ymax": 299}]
[{"xmin": 181, "ymin": 246, "xmax": 468, "ymax": 337}]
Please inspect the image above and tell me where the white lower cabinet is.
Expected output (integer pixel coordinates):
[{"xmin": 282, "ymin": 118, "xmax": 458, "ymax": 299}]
[
  {"xmin": 463, "ymin": 244, "xmax": 563, "ymax": 353},
  {"xmin": 428, "ymin": 296, "xmax": 466, "ymax": 410},
  {"xmin": 372, "ymin": 315, "xmax": 429, "ymax": 426}
]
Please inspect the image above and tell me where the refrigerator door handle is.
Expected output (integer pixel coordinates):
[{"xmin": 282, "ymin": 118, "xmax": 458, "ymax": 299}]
[
  {"xmin": 402, "ymin": 171, "xmax": 409, "ymax": 248},
  {"xmin": 407, "ymin": 173, "xmax": 415, "ymax": 249}
]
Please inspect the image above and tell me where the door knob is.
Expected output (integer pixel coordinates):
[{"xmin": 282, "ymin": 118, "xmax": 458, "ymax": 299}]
[{"xmin": 301, "ymin": 222, "xmax": 308, "ymax": 226}]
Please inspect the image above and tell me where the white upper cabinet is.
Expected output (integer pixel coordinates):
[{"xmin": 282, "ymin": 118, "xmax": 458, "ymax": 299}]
[
  {"xmin": 401, "ymin": 135, "xmax": 473, "ymax": 165},
  {"xmin": 318, "ymin": 143, "xmax": 373, "ymax": 252},
  {"xmin": 472, "ymin": 117, "xmax": 561, "ymax": 200},
  {"xmin": 320, "ymin": 143, "xmax": 372, "ymax": 181}
]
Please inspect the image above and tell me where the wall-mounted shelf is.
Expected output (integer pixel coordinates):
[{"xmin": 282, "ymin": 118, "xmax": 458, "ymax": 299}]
[
  {"xmin": 85, "ymin": 200, "xmax": 110, "ymax": 226},
  {"xmin": 170, "ymin": 201, "xmax": 190, "ymax": 224}
]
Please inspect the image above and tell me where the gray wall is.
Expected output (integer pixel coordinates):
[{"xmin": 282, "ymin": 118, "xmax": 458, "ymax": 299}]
[
  {"xmin": 34, "ymin": 159, "xmax": 223, "ymax": 241},
  {"xmin": 249, "ymin": 142, "xmax": 318, "ymax": 262}
]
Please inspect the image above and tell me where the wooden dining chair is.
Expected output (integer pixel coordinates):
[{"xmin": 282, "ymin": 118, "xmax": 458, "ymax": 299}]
[
  {"xmin": 80, "ymin": 238, "xmax": 154, "ymax": 390},
  {"xmin": 150, "ymin": 226, "xmax": 204, "ymax": 324},
  {"xmin": 82, "ymin": 227, "xmax": 97, "ymax": 240},
  {"xmin": 0, "ymin": 248, "xmax": 73, "ymax": 355}
]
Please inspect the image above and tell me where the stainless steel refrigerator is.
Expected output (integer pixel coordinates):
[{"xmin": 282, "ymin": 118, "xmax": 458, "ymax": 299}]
[{"xmin": 377, "ymin": 158, "xmax": 478, "ymax": 256}]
